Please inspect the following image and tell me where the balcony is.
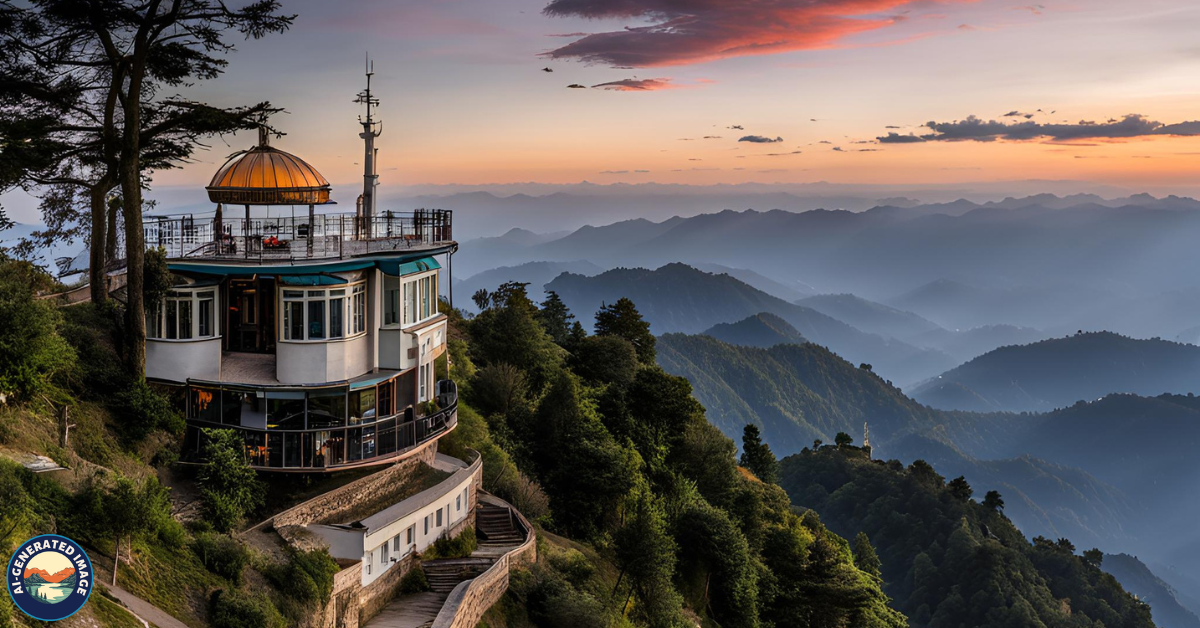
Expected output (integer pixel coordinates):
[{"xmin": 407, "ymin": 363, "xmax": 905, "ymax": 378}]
[{"xmin": 135, "ymin": 209, "xmax": 453, "ymax": 262}]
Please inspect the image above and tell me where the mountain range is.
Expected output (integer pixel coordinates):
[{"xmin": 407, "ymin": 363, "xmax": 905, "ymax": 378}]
[
  {"xmin": 912, "ymin": 331, "xmax": 1200, "ymax": 412},
  {"xmin": 451, "ymin": 195, "xmax": 1200, "ymax": 341},
  {"xmin": 548, "ymin": 263, "xmax": 956, "ymax": 386}
]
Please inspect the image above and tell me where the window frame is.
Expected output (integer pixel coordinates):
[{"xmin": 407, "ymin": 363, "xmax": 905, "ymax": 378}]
[
  {"xmin": 280, "ymin": 281, "xmax": 367, "ymax": 343},
  {"xmin": 396, "ymin": 271, "xmax": 439, "ymax": 328},
  {"xmin": 147, "ymin": 289, "xmax": 218, "ymax": 341}
]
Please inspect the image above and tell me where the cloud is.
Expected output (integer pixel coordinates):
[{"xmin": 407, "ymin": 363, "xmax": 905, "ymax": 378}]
[
  {"xmin": 1003, "ymin": 110, "xmax": 1035, "ymax": 119},
  {"xmin": 591, "ymin": 77, "xmax": 678, "ymax": 91},
  {"xmin": 703, "ymin": 135, "xmax": 723, "ymax": 139},
  {"xmin": 635, "ymin": 169, "xmax": 651, "ymax": 172},
  {"xmin": 763, "ymin": 150, "xmax": 804, "ymax": 156},
  {"xmin": 739, "ymin": 135, "xmax": 784, "ymax": 143},
  {"xmin": 541, "ymin": 0, "xmax": 973, "ymax": 67},
  {"xmin": 877, "ymin": 114, "xmax": 1200, "ymax": 143},
  {"xmin": 599, "ymin": 170, "xmax": 630, "ymax": 174}
]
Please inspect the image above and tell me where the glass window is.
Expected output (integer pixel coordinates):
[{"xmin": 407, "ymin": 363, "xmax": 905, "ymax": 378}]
[
  {"xmin": 224, "ymin": 388, "xmax": 266, "ymax": 429},
  {"xmin": 284, "ymin": 432, "xmax": 301, "ymax": 467},
  {"xmin": 378, "ymin": 380, "xmax": 394, "ymax": 418},
  {"xmin": 362, "ymin": 424, "xmax": 376, "ymax": 459},
  {"xmin": 406, "ymin": 526, "xmax": 413, "ymax": 545},
  {"xmin": 347, "ymin": 428, "xmax": 363, "ymax": 462},
  {"xmin": 329, "ymin": 291, "xmax": 345, "ymax": 339},
  {"xmin": 381, "ymin": 543, "xmax": 388, "ymax": 565},
  {"xmin": 384, "ymin": 275, "xmax": 400, "ymax": 326},
  {"xmin": 244, "ymin": 431, "xmax": 267, "ymax": 467},
  {"xmin": 150, "ymin": 290, "xmax": 218, "ymax": 340},
  {"xmin": 436, "ymin": 508, "xmax": 443, "ymax": 527},
  {"xmin": 424, "ymin": 516, "xmax": 429, "ymax": 535},
  {"xmin": 393, "ymin": 535, "xmax": 400, "ymax": 552},
  {"xmin": 377, "ymin": 418, "xmax": 396, "ymax": 456},
  {"xmin": 285, "ymin": 301, "xmax": 304, "ymax": 340},
  {"xmin": 266, "ymin": 391, "xmax": 305, "ymax": 430},
  {"xmin": 325, "ymin": 430, "xmax": 345, "ymax": 466},
  {"xmin": 456, "ymin": 495, "xmax": 461, "ymax": 512},
  {"xmin": 307, "ymin": 299, "xmax": 325, "ymax": 339},
  {"xmin": 310, "ymin": 431, "xmax": 328, "ymax": 468},
  {"xmin": 350, "ymin": 388, "xmax": 376, "ymax": 424},
  {"xmin": 190, "ymin": 387, "xmax": 220, "ymax": 424},
  {"xmin": 307, "ymin": 388, "xmax": 346, "ymax": 429},
  {"xmin": 352, "ymin": 285, "xmax": 366, "ymax": 334},
  {"xmin": 165, "ymin": 300, "xmax": 178, "ymax": 339},
  {"xmin": 281, "ymin": 284, "xmax": 364, "ymax": 341},
  {"xmin": 198, "ymin": 291, "xmax": 214, "ymax": 337},
  {"xmin": 404, "ymin": 281, "xmax": 416, "ymax": 325},
  {"xmin": 268, "ymin": 432, "xmax": 283, "ymax": 468},
  {"xmin": 178, "ymin": 299, "xmax": 193, "ymax": 340}
]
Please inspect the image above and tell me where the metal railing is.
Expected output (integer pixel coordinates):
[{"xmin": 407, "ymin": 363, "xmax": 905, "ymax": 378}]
[{"xmin": 137, "ymin": 209, "xmax": 453, "ymax": 262}]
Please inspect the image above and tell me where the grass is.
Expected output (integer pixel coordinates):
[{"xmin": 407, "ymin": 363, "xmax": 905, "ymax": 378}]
[
  {"xmin": 317, "ymin": 463, "xmax": 450, "ymax": 525},
  {"xmin": 90, "ymin": 591, "xmax": 154, "ymax": 628},
  {"xmin": 90, "ymin": 534, "xmax": 228, "ymax": 628}
]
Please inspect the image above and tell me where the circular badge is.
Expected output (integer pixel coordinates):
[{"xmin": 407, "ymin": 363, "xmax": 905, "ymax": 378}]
[{"xmin": 6, "ymin": 534, "xmax": 93, "ymax": 621}]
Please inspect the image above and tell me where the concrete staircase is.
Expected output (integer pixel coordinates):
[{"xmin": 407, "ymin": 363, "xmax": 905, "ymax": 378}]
[
  {"xmin": 476, "ymin": 502, "xmax": 522, "ymax": 547},
  {"xmin": 422, "ymin": 558, "xmax": 494, "ymax": 594}
]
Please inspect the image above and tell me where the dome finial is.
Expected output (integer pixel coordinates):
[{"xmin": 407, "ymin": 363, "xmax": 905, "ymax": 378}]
[{"xmin": 258, "ymin": 125, "xmax": 270, "ymax": 147}]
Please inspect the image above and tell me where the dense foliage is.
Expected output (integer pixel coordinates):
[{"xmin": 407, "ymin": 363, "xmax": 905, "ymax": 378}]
[
  {"xmin": 779, "ymin": 446, "xmax": 1156, "ymax": 628},
  {"xmin": 451, "ymin": 281, "xmax": 904, "ymax": 628}
]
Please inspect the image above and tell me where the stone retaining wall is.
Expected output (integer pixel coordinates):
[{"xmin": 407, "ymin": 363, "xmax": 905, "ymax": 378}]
[
  {"xmin": 275, "ymin": 438, "xmax": 440, "ymax": 532},
  {"xmin": 430, "ymin": 494, "xmax": 537, "ymax": 628}
]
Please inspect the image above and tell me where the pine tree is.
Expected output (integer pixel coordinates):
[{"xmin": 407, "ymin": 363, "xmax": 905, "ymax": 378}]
[
  {"xmin": 538, "ymin": 290, "xmax": 575, "ymax": 346},
  {"xmin": 853, "ymin": 531, "xmax": 883, "ymax": 579},
  {"xmin": 594, "ymin": 297, "xmax": 656, "ymax": 365},
  {"xmin": 739, "ymin": 424, "xmax": 778, "ymax": 484}
]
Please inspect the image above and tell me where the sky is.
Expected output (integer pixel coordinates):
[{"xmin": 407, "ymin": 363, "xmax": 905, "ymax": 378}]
[{"xmin": 8, "ymin": 0, "xmax": 1200, "ymax": 223}]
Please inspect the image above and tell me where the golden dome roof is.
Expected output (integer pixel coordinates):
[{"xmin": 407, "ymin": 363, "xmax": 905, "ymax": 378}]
[{"xmin": 206, "ymin": 130, "xmax": 332, "ymax": 206}]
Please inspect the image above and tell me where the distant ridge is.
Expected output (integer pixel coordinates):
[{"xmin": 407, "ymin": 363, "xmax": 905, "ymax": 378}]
[
  {"xmin": 912, "ymin": 331, "xmax": 1200, "ymax": 412},
  {"xmin": 703, "ymin": 313, "xmax": 806, "ymax": 348},
  {"xmin": 547, "ymin": 263, "xmax": 955, "ymax": 385}
]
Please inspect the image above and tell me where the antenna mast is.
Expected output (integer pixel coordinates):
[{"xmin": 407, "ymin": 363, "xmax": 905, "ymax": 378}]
[{"xmin": 355, "ymin": 55, "xmax": 382, "ymax": 232}]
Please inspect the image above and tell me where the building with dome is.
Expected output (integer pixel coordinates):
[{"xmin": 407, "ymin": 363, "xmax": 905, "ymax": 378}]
[{"xmin": 141, "ymin": 75, "xmax": 457, "ymax": 472}]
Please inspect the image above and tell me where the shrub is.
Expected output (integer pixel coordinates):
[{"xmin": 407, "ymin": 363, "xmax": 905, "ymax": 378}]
[
  {"xmin": 423, "ymin": 526, "xmax": 477, "ymax": 560},
  {"xmin": 0, "ymin": 259, "xmax": 74, "ymax": 401},
  {"xmin": 398, "ymin": 565, "xmax": 430, "ymax": 594},
  {"xmin": 198, "ymin": 428, "xmax": 266, "ymax": 533},
  {"xmin": 192, "ymin": 533, "xmax": 252, "ymax": 584},
  {"xmin": 266, "ymin": 548, "xmax": 340, "ymax": 606},
  {"xmin": 115, "ymin": 380, "xmax": 185, "ymax": 442},
  {"xmin": 208, "ymin": 589, "xmax": 284, "ymax": 628}
]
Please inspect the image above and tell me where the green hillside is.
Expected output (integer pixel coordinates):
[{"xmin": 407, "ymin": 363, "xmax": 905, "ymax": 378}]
[{"xmin": 779, "ymin": 446, "xmax": 1155, "ymax": 628}]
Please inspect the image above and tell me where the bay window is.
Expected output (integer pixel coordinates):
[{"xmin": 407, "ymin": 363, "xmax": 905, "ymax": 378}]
[
  {"xmin": 147, "ymin": 289, "xmax": 216, "ymax": 340},
  {"xmin": 398, "ymin": 273, "xmax": 438, "ymax": 326},
  {"xmin": 282, "ymin": 282, "xmax": 366, "ymax": 341}
]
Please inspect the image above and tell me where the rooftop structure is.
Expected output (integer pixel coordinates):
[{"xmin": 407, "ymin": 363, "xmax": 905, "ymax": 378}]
[{"xmin": 144, "ymin": 69, "xmax": 458, "ymax": 472}]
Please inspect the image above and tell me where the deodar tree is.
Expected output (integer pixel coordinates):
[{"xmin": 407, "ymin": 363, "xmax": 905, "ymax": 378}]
[{"xmin": 0, "ymin": 0, "xmax": 292, "ymax": 376}]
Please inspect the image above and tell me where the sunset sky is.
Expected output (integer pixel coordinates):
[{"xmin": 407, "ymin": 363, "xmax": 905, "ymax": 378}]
[{"xmin": 17, "ymin": 0, "xmax": 1200, "ymax": 220}]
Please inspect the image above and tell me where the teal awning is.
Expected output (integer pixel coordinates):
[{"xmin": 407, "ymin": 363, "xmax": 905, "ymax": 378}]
[
  {"xmin": 168, "ymin": 251, "xmax": 445, "ymax": 278},
  {"xmin": 377, "ymin": 256, "xmax": 441, "ymax": 277},
  {"xmin": 279, "ymin": 274, "xmax": 348, "ymax": 286}
]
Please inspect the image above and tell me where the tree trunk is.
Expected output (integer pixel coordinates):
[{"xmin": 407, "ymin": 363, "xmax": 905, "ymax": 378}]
[
  {"xmin": 112, "ymin": 534, "xmax": 119, "ymax": 586},
  {"xmin": 105, "ymin": 194, "xmax": 119, "ymax": 265},
  {"xmin": 88, "ymin": 186, "xmax": 108, "ymax": 304},
  {"xmin": 120, "ymin": 65, "xmax": 146, "ymax": 379}
]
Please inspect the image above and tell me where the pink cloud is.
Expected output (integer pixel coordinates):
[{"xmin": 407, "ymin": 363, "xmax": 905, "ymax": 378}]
[
  {"xmin": 542, "ymin": 0, "xmax": 976, "ymax": 67},
  {"xmin": 591, "ymin": 77, "xmax": 680, "ymax": 91}
]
